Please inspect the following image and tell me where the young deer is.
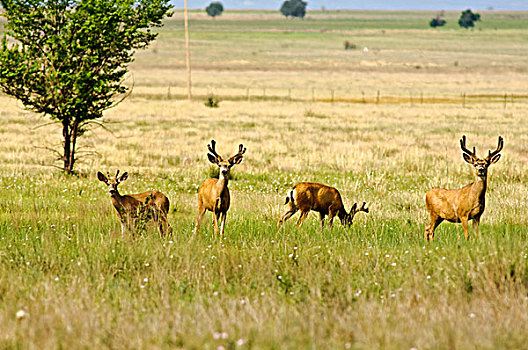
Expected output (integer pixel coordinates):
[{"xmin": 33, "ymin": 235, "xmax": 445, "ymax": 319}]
[
  {"xmin": 425, "ymin": 135, "xmax": 503, "ymax": 241},
  {"xmin": 193, "ymin": 140, "xmax": 246, "ymax": 236},
  {"xmin": 97, "ymin": 170, "xmax": 172, "ymax": 236},
  {"xmin": 277, "ymin": 182, "xmax": 369, "ymax": 229}
]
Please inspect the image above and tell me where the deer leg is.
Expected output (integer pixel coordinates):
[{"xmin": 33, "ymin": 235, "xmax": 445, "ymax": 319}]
[
  {"xmin": 193, "ymin": 207, "xmax": 206, "ymax": 235},
  {"xmin": 319, "ymin": 213, "xmax": 325, "ymax": 229},
  {"xmin": 472, "ymin": 217, "xmax": 480, "ymax": 240},
  {"xmin": 277, "ymin": 207, "xmax": 298, "ymax": 228},
  {"xmin": 212, "ymin": 210, "xmax": 222, "ymax": 237},
  {"xmin": 220, "ymin": 212, "xmax": 227, "ymax": 236},
  {"xmin": 328, "ymin": 212, "xmax": 336, "ymax": 229},
  {"xmin": 461, "ymin": 217, "xmax": 470, "ymax": 241},
  {"xmin": 296, "ymin": 211, "xmax": 309, "ymax": 228},
  {"xmin": 425, "ymin": 215, "xmax": 443, "ymax": 241},
  {"xmin": 158, "ymin": 211, "xmax": 171, "ymax": 237}
]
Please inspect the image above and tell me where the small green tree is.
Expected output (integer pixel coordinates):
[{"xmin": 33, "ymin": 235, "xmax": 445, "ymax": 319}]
[
  {"xmin": 0, "ymin": 0, "xmax": 172, "ymax": 173},
  {"xmin": 280, "ymin": 0, "xmax": 307, "ymax": 19},
  {"xmin": 429, "ymin": 16, "xmax": 446, "ymax": 28},
  {"xmin": 206, "ymin": 2, "xmax": 224, "ymax": 18},
  {"xmin": 458, "ymin": 9, "xmax": 481, "ymax": 28}
]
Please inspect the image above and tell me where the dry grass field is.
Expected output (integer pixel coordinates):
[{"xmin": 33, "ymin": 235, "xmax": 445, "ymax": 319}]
[{"xmin": 0, "ymin": 9, "xmax": 527, "ymax": 349}]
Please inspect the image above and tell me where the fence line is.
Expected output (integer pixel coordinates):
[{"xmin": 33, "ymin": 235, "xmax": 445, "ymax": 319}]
[{"xmin": 130, "ymin": 86, "xmax": 528, "ymax": 107}]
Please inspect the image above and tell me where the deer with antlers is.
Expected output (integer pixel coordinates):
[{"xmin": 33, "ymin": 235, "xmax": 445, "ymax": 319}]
[
  {"xmin": 277, "ymin": 182, "xmax": 369, "ymax": 229},
  {"xmin": 425, "ymin": 135, "xmax": 503, "ymax": 241},
  {"xmin": 97, "ymin": 170, "xmax": 172, "ymax": 236},
  {"xmin": 193, "ymin": 140, "xmax": 246, "ymax": 236}
]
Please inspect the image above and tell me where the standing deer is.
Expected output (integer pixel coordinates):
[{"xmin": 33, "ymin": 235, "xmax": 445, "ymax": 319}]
[
  {"xmin": 424, "ymin": 135, "xmax": 503, "ymax": 241},
  {"xmin": 277, "ymin": 182, "xmax": 369, "ymax": 229},
  {"xmin": 97, "ymin": 170, "xmax": 172, "ymax": 236},
  {"xmin": 193, "ymin": 140, "xmax": 246, "ymax": 236}
]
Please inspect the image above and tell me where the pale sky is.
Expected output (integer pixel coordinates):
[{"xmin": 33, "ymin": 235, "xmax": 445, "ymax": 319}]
[{"xmin": 177, "ymin": 0, "xmax": 528, "ymax": 11}]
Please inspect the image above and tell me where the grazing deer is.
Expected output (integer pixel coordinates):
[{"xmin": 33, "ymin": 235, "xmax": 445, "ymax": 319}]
[
  {"xmin": 425, "ymin": 135, "xmax": 503, "ymax": 241},
  {"xmin": 97, "ymin": 170, "xmax": 171, "ymax": 236},
  {"xmin": 277, "ymin": 182, "xmax": 369, "ymax": 229},
  {"xmin": 193, "ymin": 140, "xmax": 246, "ymax": 236}
]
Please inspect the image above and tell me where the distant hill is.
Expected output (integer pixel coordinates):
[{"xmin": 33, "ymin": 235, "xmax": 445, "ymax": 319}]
[{"xmin": 183, "ymin": 0, "xmax": 527, "ymax": 11}]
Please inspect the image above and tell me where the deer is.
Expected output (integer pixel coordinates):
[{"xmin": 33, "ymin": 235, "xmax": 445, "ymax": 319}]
[
  {"xmin": 424, "ymin": 135, "xmax": 503, "ymax": 241},
  {"xmin": 193, "ymin": 140, "xmax": 246, "ymax": 236},
  {"xmin": 277, "ymin": 182, "xmax": 369, "ymax": 229},
  {"xmin": 97, "ymin": 170, "xmax": 172, "ymax": 236}
]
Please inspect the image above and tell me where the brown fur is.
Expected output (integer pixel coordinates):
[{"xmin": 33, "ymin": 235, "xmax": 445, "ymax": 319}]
[
  {"xmin": 97, "ymin": 171, "xmax": 171, "ymax": 236},
  {"xmin": 277, "ymin": 182, "xmax": 368, "ymax": 229},
  {"xmin": 424, "ymin": 136, "xmax": 503, "ymax": 241},
  {"xmin": 193, "ymin": 140, "xmax": 246, "ymax": 236}
]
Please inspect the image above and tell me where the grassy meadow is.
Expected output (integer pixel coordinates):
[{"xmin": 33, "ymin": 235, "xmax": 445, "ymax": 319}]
[{"xmin": 1, "ymin": 9, "xmax": 528, "ymax": 349}]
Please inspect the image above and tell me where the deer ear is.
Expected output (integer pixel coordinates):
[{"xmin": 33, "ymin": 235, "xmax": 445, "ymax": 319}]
[
  {"xmin": 462, "ymin": 153, "xmax": 474, "ymax": 164},
  {"xmin": 97, "ymin": 171, "xmax": 108, "ymax": 183},
  {"xmin": 207, "ymin": 153, "xmax": 218, "ymax": 164},
  {"xmin": 489, "ymin": 153, "xmax": 501, "ymax": 164},
  {"xmin": 119, "ymin": 172, "xmax": 128, "ymax": 183}
]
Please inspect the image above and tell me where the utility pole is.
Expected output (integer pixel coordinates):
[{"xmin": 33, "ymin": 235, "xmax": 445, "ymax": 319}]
[{"xmin": 184, "ymin": 0, "xmax": 192, "ymax": 100}]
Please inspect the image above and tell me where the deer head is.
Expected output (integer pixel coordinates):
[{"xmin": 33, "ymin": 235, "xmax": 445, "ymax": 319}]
[
  {"xmin": 343, "ymin": 202, "xmax": 369, "ymax": 226},
  {"xmin": 460, "ymin": 135, "xmax": 503, "ymax": 179},
  {"xmin": 207, "ymin": 140, "xmax": 246, "ymax": 178},
  {"xmin": 97, "ymin": 170, "xmax": 129, "ymax": 195}
]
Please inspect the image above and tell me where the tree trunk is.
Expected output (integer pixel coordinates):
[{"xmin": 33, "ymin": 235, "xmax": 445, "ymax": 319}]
[
  {"xmin": 62, "ymin": 120, "xmax": 72, "ymax": 173},
  {"xmin": 68, "ymin": 121, "xmax": 79, "ymax": 173}
]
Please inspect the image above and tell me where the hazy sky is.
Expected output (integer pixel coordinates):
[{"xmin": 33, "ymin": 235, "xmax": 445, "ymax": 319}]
[{"xmin": 179, "ymin": 0, "xmax": 528, "ymax": 11}]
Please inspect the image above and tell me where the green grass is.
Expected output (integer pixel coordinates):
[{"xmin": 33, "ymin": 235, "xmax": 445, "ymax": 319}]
[{"xmin": 1, "ymin": 9, "xmax": 528, "ymax": 349}]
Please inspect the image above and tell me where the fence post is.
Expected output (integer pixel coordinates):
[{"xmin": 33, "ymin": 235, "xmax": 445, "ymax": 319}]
[
  {"xmin": 462, "ymin": 92, "xmax": 466, "ymax": 108},
  {"xmin": 312, "ymin": 88, "xmax": 315, "ymax": 102},
  {"xmin": 331, "ymin": 89, "xmax": 334, "ymax": 103},
  {"xmin": 503, "ymin": 93, "xmax": 507, "ymax": 109},
  {"xmin": 167, "ymin": 85, "xmax": 171, "ymax": 99},
  {"xmin": 361, "ymin": 91, "xmax": 366, "ymax": 104},
  {"xmin": 376, "ymin": 90, "xmax": 380, "ymax": 104}
]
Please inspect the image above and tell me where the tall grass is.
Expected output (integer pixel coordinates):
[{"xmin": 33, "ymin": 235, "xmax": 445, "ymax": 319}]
[{"xmin": 0, "ymin": 9, "xmax": 527, "ymax": 349}]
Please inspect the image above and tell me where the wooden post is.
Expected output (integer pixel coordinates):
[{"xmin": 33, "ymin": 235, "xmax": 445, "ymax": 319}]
[
  {"xmin": 184, "ymin": 0, "xmax": 192, "ymax": 101},
  {"xmin": 312, "ymin": 88, "xmax": 315, "ymax": 102},
  {"xmin": 376, "ymin": 90, "xmax": 380, "ymax": 104}
]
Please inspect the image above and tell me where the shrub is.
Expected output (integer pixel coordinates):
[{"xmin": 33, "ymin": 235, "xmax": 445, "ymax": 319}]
[{"xmin": 459, "ymin": 9, "xmax": 480, "ymax": 28}]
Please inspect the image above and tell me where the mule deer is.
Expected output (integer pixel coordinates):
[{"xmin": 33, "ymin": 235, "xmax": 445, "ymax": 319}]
[
  {"xmin": 193, "ymin": 140, "xmax": 246, "ymax": 236},
  {"xmin": 425, "ymin": 135, "xmax": 503, "ymax": 241},
  {"xmin": 277, "ymin": 182, "xmax": 369, "ymax": 229},
  {"xmin": 97, "ymin": 170, "xmax": 171, "ymax": 236}
]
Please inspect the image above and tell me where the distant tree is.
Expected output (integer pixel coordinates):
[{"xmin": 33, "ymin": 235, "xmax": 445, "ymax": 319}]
[
  {"xmin": 206, "ymin": 2, "xmax": 224, "ymax": 18},
  {"xmin": 430, "ymin": 16, "xmax": 446, "ymax": 28},
  {"xmin": 458, "ymin": 9, "xmax": 481, "ymax": 28},
  {"xmin": 280, "ymin": 0, "xmax": 307, "ymax": 19},
  {"xmin": 0, "ymin": 0, "xmax": 172, "ymax": 173}
]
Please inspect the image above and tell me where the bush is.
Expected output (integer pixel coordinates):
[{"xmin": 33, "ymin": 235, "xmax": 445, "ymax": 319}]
[
  {"xmin": 430, "ymin": 16, "xmax": 446, "ymax": 28},
  {"xmin": 344, "ymin": 41, "xmax": 357, "ymax": 50},
  {"xmin": 280, "ymin": 0, "xmax": 307, "ymax": 19},
  {"xmin": 458, "ymin": 9, "xmax": 480, "ymax": 28},
  {"xmin": 204, "ymin": 95, "xmax": 220, "ymax": 108},
  {"xmin": 206, "ymin": 2, "xmax": 224, "ymax": 18}
]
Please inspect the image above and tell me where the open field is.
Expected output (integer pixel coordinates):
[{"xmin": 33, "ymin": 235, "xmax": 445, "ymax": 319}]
[{"xmin": 1, "ymin": 10, "xmax": 528, "ymax": 349}]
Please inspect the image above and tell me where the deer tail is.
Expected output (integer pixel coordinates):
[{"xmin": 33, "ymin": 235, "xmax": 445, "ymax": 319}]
[{"xmin": 284, "ymin": 189, "xmax": 295, "ymax": 205}]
